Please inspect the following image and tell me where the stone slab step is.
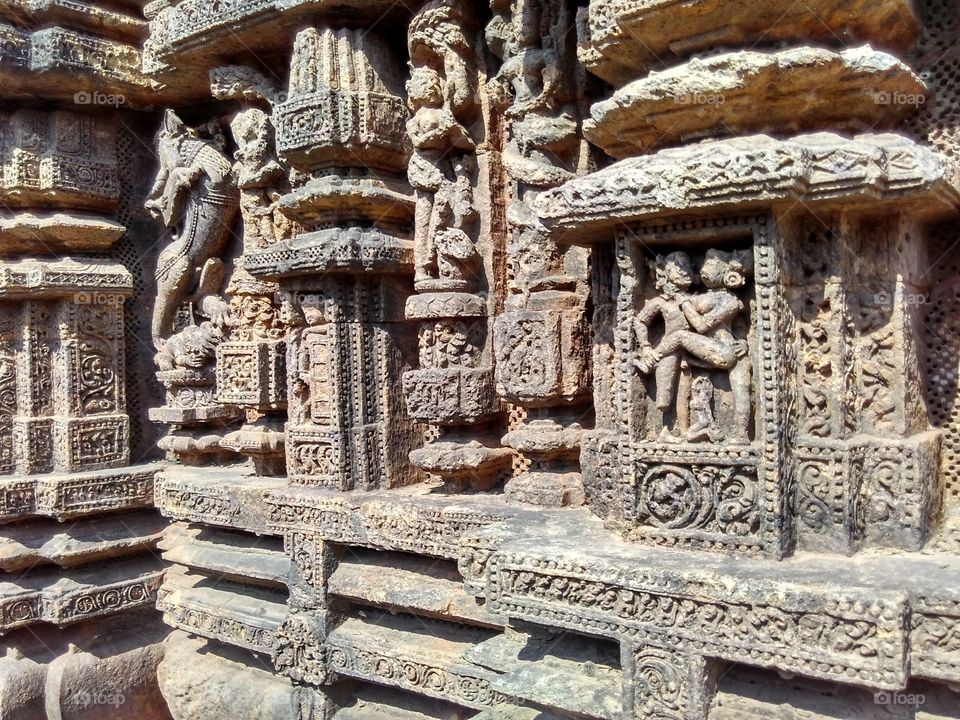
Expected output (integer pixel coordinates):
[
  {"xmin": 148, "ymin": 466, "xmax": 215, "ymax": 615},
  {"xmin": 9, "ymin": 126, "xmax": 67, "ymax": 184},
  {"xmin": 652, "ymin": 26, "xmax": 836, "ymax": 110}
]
[
  {"xmin": 160, "ymin": 523, "xmax": 287, "ymax": 589},
  {"xmin": 0, "ymin": 511, "xmax": 165, "ymax": 572},
  {"xmin": 327, "ymin": 610, "xmax": 501, "ymax": 710},
  {"xmin": 335, "ymin": 683, "xmax": 472, "ymax": 720},
  {"xmin": 0, "ymin": 555, "xmax": 164, "ymax": 634},
  {"xmin": 329, "ymin": 549, "xmax": 502, "ymax": 629},
  {"xmin": 157, "ymin": 568, "xmax": 287, "ymax": 656},
  {"xmin": 465, "ymin": 634, "xmax": 622, "ymax": 720}
]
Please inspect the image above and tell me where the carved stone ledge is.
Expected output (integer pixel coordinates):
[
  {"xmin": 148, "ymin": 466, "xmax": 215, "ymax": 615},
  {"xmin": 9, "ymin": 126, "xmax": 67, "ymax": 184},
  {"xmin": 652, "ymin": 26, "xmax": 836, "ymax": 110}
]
[
  {"xmin": 266, "ymin": 488, "xmax": 542, "ymax": 560},
  {"xmin": 536, "ymin": 133, "xmax": 960, "ymax": 243},
  {"xmin": 464, "ymin": 632, "xmax": 623, "ymax": 719},
  {"xmin": 586, "ymin": 46, "xmax": 926, "ymax": 158},
  {"xmin": 143, "ymin": 0, "xmax": 425, "ymax": 73},
  {"xmin": 329, "ymin": 548, "xmax": 503, "ymax": 629},
  {"xmin": 0, "ymin": 511, "xmax": 165, "ymax": 573},
  {"xmin": 155, "ymin": 465, "xmax": 285, "ymax": 534},
  {"xmin": 159, "ymin": 523, "xmax": 289, "ymax": 589},
  {"xmin": 245, "ymin": 228, "xmax": 414, "ymax": 278},
  {"xmin": 405, "ymin": 291, "xmax": 488, "ymax": 320},
  {"xmin": 157, "ymin": 567, "xmax": 287, "ymax": 656},
  {"xmin": 34, "ymin": 463, "xmax": 157, "ymax": 520},
  {"xmin": 0, "ymin": 463, "xmax": 158, "ymax": 524},
  {"xmin": 581, "ymin": 0, "xmax": 919, "ymax": 84},
  {"xmin": 479, "ymin": 527, "xmax": 960, "ymax": 692},
  {"xmin": 0, "ymin": 556, "xmax": 163, "ymax": 634},
  {"xmin": 0, "ymin": 257, "xmax": 132, "ymax": 297},
  {"xmin": 326, "ymin": 611, "xmax": 504, "ymax": 709},
  {"xmin": 0, "ymin": 24, "xmax": 154, "ymax": 103},
  {"xmin": 0, "ymin": 1, "xmax": 147, "ymax": 44}
]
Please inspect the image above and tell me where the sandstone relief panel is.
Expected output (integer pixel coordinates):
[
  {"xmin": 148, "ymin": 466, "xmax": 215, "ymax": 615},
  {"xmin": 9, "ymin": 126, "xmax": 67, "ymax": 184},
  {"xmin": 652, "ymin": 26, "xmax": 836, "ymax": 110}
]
[{"xmin": 1, "ymin": 0, "xmax": 960, "ymax": 719}]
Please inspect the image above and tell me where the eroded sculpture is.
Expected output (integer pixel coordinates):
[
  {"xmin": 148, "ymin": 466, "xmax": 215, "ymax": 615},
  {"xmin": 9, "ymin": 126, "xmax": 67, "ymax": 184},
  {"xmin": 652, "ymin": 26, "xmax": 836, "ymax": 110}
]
[{"xmin": 2, "ymin": 0, "xmax": 960, "ymax": 719}]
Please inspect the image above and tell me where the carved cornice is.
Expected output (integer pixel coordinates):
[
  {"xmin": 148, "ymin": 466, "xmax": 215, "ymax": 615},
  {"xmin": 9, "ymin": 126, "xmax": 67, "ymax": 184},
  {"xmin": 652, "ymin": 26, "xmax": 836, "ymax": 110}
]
[{"xmin": 536, "ymin": 133, "xmax": 960, "ymax": 243}]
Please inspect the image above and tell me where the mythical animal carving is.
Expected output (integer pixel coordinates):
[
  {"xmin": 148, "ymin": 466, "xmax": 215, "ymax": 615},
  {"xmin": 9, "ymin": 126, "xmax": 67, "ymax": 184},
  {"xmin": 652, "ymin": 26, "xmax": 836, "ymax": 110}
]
[{"xmin": 146, "ymin": 110, "xmax": 239, "ymax": 349}]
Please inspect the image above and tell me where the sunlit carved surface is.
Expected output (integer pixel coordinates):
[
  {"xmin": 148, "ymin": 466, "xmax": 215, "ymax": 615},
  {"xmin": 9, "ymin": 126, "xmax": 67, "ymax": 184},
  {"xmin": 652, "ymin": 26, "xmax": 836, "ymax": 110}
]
[{"xmin": 1, "ymin": 0, "xmax": 959, "ymax": 718}]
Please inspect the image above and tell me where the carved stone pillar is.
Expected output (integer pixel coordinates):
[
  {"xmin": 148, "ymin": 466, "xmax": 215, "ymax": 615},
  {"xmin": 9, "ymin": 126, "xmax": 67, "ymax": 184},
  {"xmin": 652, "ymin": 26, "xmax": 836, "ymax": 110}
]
[
  {"xmin": 487, "ymin": 0, "xmax": 594, "ymax": 506},
  {"xmin": 786, "ymin": 209, "xmax": 940, "ymax": 552},
  {"xmin": 402, "ymin": 0, "xmax": 512, "ymax": 491},
  {"xmin": 246, "ymin": 25, "xmax": 421, "ymax": 491},
  {"xmin": 624, "ymin": 643, "xmax": 719, "ymax": 720},
  {"xmin": 0, "ymin": 94, "xmax": 164, "ymax": 713}
]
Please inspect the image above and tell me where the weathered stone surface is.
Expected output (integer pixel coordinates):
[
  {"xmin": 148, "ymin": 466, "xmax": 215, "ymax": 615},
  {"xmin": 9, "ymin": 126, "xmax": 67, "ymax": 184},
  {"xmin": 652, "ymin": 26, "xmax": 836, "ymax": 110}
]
[
  {"xmin": 0, "ymin": 610, "xmax": 170, "ymax": 720},
  {"xmin": 586, "ymin": 46, "xmax": 927, "ymax": 157},
  {"xmin": 158, "ymin": 631, "xmax": 330, "ymax": 720},
  {"xmin": 0, "ymin": 212, "xmax": 126, "ymax": 255},
  {"xmin": 329, "ymin": 549, "xmax": 503, "ymax": 628},
  {"xmin": 5, "ymin": 0, "xmax": 960, "ymax": 717},
  {"xmin": 580, "ymin": 0, "xmax": 920, "ymax": 83}
]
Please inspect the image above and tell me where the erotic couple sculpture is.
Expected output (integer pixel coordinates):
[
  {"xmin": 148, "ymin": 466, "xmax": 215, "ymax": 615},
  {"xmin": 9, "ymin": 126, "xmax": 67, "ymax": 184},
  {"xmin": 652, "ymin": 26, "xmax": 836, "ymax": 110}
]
[{"xmin": 633, "ymin": 249, "xmax": 752, "ymax": 443}]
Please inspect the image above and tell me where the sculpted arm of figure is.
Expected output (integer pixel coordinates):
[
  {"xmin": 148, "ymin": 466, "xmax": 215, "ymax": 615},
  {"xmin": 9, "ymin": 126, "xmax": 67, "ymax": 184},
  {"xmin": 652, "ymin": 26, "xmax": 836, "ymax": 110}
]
[
  {"xmin": 680, "ymin": 298, "xmax": 711, "ymax": 333},
  {"xmin": 682, "ymin": 293, "xmax": 741, "ymax": 333},
  {"xmin": 444, "ymin": 54, "xmax": 474, "ymax": 116},
  {"xmin": 633, "ymin": 299, "xmax": 662, "ymax": 346}
]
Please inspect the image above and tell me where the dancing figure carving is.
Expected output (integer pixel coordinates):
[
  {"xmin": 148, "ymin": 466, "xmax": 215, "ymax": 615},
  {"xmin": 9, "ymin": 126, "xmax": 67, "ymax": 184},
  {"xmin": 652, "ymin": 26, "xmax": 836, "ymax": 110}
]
[{"xmin": 146, "ymin": 110, "xmax": 239, "ymax": 349}]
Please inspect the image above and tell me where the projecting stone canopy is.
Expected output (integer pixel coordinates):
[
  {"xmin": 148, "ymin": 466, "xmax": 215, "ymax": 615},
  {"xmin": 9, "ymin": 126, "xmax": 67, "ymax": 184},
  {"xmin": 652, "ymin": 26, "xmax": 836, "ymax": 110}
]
[
  {"xmin": 0, "ymin": 212, "xmax": 126, "ymax": 256},
  {"xmin": 580, "ymin": 0, "xmax": 919, "ymax": 84},
  {"xmin": 276, "ymin": 175, "xmax": 416, "ymax": 227},
  {"xmin": 536, "ymin": 132, "xmax": 960, "ymax": 243},
  {"xmin": 243, "ymin": 227, "xmax": 414, "ymax": 277},
  {"xmin": 585, "ymin": 46, "xmax": 927, "ymax": 157}
]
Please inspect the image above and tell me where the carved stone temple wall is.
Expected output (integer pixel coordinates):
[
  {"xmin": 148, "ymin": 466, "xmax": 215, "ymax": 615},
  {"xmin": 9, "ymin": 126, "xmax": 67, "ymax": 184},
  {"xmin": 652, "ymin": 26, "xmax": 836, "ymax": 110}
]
[{"xmin": 3, "ymin": 0, "xmax": 960, "ymax": 719}]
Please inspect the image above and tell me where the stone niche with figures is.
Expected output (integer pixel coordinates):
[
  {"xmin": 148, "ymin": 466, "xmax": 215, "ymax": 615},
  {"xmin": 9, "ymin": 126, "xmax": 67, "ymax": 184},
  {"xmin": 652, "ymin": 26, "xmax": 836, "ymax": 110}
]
[
  {"xmin": 552, "ymin": 134, "xmax": 952, "ymax": 559},
  {"xmin": 584, "ymin": 199, "xmax": 943, "ymax": 557},
  {"xmin": 6, "ymin": 0, "xmax": 960, "ymax": 719},
  {"xmin": 616, "ymin": 225, "xmax": 770, "ymax": 553}
]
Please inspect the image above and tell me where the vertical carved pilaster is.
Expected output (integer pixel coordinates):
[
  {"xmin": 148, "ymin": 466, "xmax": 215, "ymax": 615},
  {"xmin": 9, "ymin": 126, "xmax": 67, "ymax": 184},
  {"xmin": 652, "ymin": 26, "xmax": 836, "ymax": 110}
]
[
  {"xmin": 403, "ymin": 0, "xmax": 513, "ymax": 491},
  {"xmin": 488, "ymin": 0, "xmax": 593, "ymax": 505}
]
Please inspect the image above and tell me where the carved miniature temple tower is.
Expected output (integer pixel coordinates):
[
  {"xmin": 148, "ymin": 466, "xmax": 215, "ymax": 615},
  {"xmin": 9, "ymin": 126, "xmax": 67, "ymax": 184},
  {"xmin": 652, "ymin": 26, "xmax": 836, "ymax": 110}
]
[
  {"xmin": 247, "ymin": 25, "xmax": 421, "ymax": 490},
  {"xmin": 401, "ymin": 0, "xmax": 514, "ymax": 491}
]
